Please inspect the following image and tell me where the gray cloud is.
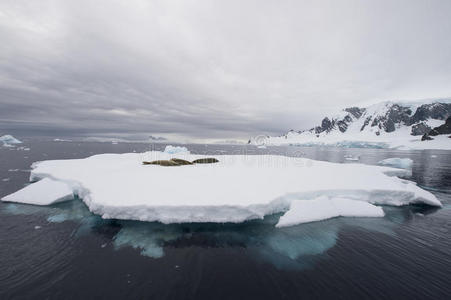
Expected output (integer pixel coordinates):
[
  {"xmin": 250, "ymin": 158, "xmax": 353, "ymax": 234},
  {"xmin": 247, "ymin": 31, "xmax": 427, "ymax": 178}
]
[{"xmin": 1, "ymin": 0, "xmax": 451, "ymax": 141}]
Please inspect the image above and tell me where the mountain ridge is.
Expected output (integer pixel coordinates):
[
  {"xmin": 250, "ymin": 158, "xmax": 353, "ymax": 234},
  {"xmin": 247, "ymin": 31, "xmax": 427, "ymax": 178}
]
[{"xmin": 250, "ymin": 99, "xmax": 451, "ymax": 149}]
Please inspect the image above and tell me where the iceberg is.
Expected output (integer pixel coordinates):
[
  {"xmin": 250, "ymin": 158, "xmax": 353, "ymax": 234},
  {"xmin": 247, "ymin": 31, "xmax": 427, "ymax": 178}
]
[
  {"xmin": 0, "ymin": 134, "xmax": 22, "ymax": 147},
  {"xmin": 276, "ymin": 196, "xmax": 385, "ymax": 227},
  {"xmin": 2, "ymin": 178, "xmax": 74, "ymax": 205},
  {"xmin": 163, "ymin": 145, "xmax": 190, "ymax": 154},
  {"xmin": 378, "ymin": 158, "xmax": 413, "ymax": 170},
  {"xmin": 1, "ymin": 152, "xmax": 441, "ymax": 225}
]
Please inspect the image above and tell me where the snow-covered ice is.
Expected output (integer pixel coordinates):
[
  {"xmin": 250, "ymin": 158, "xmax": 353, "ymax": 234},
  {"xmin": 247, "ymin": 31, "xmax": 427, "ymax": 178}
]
[
  {"xmin": 1, "ymin": 151, "xmax": 441, "ymax": 225},
  {"xmin": 163, "ymin": 145, "xmax": 189, "ymax": 154},
  {"xmin": 2, "ymin": 178, "xmax": 74, "ymax": 205},
  {"xmin": 0, "ymin": 134, "xmax": 22, "ymax": 147},
  {"xmin": 276, "ymin": 196, "xmax": 385, "ymax": 227},
  {"xmin": 378, "ymin": 158, "xmax": 413, "ymax": 170}
]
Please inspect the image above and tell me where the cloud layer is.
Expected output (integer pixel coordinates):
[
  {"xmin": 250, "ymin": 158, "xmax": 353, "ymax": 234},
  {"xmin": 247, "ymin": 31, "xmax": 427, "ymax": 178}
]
[{"xmin": 1, "ymin": 0, "xmax": 451, "ymax": 141}]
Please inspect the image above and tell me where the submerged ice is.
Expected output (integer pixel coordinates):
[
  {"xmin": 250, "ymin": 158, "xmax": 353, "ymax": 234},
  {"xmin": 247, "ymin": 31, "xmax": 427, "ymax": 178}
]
[
  {"xmin": 1, "ymin": 151, "xmax": 441, "ymax": 226},
  {"xmin": 378, "ymin": 157, "xmax": 414, "ymax": 170}
]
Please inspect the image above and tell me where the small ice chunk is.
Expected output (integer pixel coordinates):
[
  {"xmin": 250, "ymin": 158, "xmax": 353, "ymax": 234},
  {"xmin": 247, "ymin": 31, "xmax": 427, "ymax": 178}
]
[
  {"xmin": 344, "ymin": 155, "xmax": 360, "ymax": 161},
  {"xmin": 276, "ymin": 196, "xmax": 385, "ymax": 227},
  {"xmin": 34, "ymin": 226, "xmax": 41, "ymax": 230},
  {"xmin": 164, "ymin": 145, "xmax": 189, "ymax": 154},
  {"xmin": 1, "ymin": 178, "xmax": 74, "ymax": 205},
  {"xmin": 378, "ymin": 158, "xmax": 413, "ymax": 170}
]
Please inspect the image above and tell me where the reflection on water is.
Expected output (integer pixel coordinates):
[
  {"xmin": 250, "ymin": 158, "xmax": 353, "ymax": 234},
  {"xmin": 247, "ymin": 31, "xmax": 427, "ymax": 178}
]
[{"xmin": 1, "ymin": 197, "xmax": 440, "ymax": 271}]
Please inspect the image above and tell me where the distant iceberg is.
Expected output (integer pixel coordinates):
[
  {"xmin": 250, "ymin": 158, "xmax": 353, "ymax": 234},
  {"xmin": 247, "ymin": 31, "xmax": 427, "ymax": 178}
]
[
  {"xmin": 378, "ymin": 158, "xmax": 413, "ymax": 170},
  {"xmin": 164, "ymin": 145, "xmax": 190, "ymax": 154},
  {"xmin": 0, "ymin": 134, "xmax": 22, "ymax": 147},
  {"xmin": 1, "ymin": 151, "xmax": 441, "ymax": 226}
]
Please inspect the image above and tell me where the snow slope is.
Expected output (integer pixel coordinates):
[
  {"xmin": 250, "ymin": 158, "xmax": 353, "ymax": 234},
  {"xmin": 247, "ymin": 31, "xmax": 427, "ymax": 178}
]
[{"xmin": 1, "ymin": 151, "xmax": 441, "ymax": 225}]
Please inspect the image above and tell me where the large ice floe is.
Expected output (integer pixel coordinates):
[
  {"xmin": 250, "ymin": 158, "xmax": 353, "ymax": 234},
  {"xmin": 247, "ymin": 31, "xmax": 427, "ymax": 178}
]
[{"xmin": 1, "ymin": 150, "xmax": 441, "ymax": 226}]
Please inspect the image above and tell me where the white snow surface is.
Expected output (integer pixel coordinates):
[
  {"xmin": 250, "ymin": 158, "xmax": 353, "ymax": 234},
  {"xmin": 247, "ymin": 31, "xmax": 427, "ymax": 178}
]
[
  {"xmin": 2, "ymin": 178, "xmax": 74, "ymax": 205},
  {"xmin": 378, "ymin": 158, "xmax": 413, "ymax": 170},
  {"xmin": 1, "ymin": 152, "xmax": 441, "ymax": 224},
  {"xmin": 163, "ymin": 145, "xmax": 190, "ymax": 154},
  {"xmin": 0, "ymin": 135, "xmax": 22, "ymax": 146},
  {"xmin": 276, "ymin": 196, "xmax": 385, "ymax": 227}
]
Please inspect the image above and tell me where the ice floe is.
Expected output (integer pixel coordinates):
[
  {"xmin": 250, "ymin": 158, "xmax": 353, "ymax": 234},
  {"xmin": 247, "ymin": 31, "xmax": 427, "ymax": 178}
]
[
  {"xmin": 378, "ymin": 158, "xmax": 413, "ymax": 170},
  {"xmin": 276, "ymin": 196, "xmax": 385, "ymax": 227},
  {"xmin": 1, "ymin": 152, "xmax": 441, "ymax": 225}
]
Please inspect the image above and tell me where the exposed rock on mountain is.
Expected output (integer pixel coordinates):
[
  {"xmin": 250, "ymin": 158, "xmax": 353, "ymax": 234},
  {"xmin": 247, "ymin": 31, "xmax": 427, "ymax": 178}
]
[{"xmin": 422, "ymin": 117, "xmax": 451, "ymax": 141}]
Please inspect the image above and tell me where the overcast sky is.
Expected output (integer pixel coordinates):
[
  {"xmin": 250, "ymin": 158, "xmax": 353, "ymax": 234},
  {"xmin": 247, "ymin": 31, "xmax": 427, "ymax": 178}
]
[{"xmin": 1, "ymin": 0, "xmax": 451, "ymax": 142}]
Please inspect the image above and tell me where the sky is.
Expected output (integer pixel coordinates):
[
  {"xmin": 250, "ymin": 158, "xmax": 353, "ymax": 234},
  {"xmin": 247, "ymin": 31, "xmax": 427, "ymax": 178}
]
[{"xmin": 1, "ymin": 0, "xmax": 451, "ymax": 142}]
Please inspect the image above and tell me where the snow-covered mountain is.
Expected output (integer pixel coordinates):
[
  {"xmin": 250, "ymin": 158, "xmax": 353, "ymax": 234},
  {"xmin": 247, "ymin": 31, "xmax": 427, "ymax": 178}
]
[{"xmin": 250, "ymin": 99, "xmax": 451, "ymax": 150}]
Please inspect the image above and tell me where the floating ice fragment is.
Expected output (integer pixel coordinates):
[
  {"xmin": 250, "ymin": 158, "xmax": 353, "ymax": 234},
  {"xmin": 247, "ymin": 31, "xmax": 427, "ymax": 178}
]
[
  {"xmin": 378, "ymin": 158, "xmax": 413, "ymax": 170},
  {"xmin": 1, "ymin": 178, "xmax": 74, "ymax": 205},
  {"xmin": 276, "ymin": 196, "xmax": 385, "ymax": 227}
]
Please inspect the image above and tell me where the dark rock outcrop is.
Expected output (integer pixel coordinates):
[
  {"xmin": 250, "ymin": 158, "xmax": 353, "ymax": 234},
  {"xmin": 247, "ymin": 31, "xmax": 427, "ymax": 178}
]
[
  {"xmin": 410, "ymin": 103, "xmax": 451, "ymax": 124},
  {"xmin": 428, "ymin": 117, "xmax": 451, "ymax": 136},
  {"xmin": 421, "ymin": 117, "xmax": 451, "ymax": 141},
  {"xmin": 411, "ymin": 122, "xmax": 431, "ymax": 136}
]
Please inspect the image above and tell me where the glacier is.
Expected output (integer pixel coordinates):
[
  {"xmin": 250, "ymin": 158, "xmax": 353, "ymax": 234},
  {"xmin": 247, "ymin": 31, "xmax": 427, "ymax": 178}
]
[{"xmin": 1, "ymin": 151, "xmax": 441, "ymax": 226}]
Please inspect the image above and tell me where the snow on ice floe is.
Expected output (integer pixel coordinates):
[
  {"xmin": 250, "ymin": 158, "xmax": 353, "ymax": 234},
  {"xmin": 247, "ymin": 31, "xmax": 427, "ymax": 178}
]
[
  {"xmin": 1, "ymin": 151, "xmax": 441, "ymax": 225},
  {"xmin": 276, "ymin": 196, "xmax": 385, "ymax": 227},
  {"xmin": 378, "ymin": 158, "xmax": 413, "ymax": 170},
  {"xmin": 2, "ymin": 178, "xmax": 74, "ymax": 205},
  {"xmin": 0, "ymin": 135, "xmax": 22, "ymax": 147},
  {"xmin": 163, "ymin": 145, "xmax": 189, "ymax": 154}
]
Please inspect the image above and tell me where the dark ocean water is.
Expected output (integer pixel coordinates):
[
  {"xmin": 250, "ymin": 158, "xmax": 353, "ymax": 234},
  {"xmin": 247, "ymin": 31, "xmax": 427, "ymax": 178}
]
[{"xmin": 1, "ymin": 139, "xmax": 450, "ymax": 300}]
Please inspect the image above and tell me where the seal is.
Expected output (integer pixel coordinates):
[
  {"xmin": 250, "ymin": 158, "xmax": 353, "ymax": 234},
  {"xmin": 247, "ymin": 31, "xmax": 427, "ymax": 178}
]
[{"xmin": 192, "ymin": 158, "xmax": 219, "ymax": 164}]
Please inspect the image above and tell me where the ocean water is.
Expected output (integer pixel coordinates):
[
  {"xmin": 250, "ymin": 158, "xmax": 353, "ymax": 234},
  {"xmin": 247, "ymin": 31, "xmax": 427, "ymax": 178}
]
[{"xmin": 1, "ymin": 139, "xmax": 451, "ymax": 299}]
